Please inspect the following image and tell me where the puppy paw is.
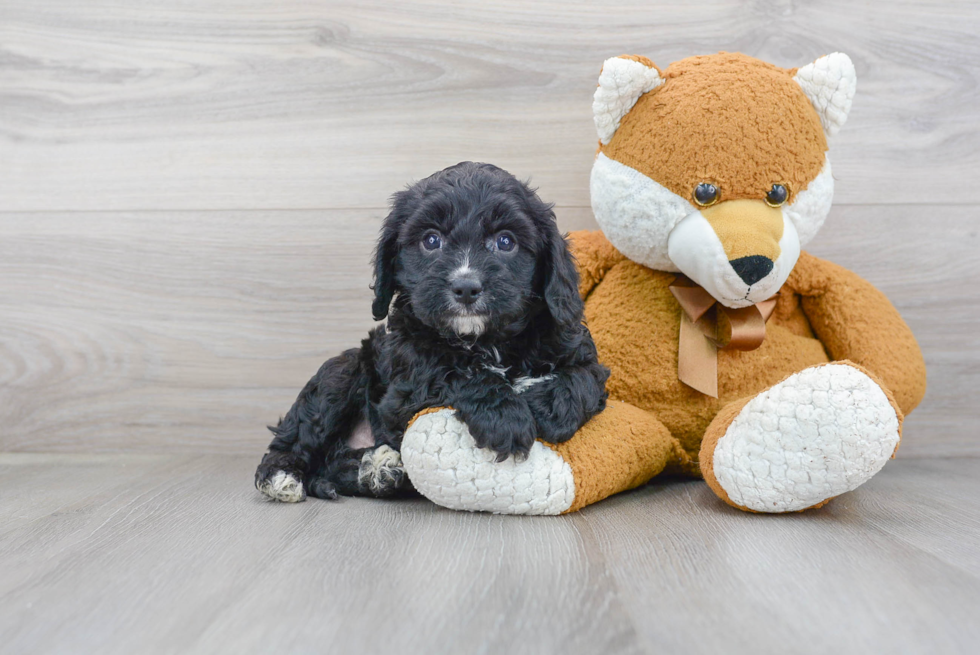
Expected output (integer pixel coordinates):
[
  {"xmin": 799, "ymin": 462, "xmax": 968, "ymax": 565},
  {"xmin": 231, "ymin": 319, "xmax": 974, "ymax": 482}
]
[
  {"xmin": 358, "ymin": 445, "xmax": 406, "ymax": 497},
  {"xmin": 255, "ymin": 452, "xmax": 307, "ymax": 502},
  {"xmin": 255, "ymin": 468, "xmax": 307, "ymax": 503},
  {"xmin": 521, "ymin": 384, "xmax": 580, "ymax": 444},
  {"xmin": 462, "ymin": 401, "xmax": 537, "ymax": 462}
]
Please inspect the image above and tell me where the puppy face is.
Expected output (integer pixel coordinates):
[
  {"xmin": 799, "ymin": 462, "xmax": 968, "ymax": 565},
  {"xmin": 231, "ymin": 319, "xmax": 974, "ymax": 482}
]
[
  {"xmin": 399, "ymin": 195, "xmax": 538, "ymax": 337},
  {"xmin": 372, "ymin": 162, "xmax": 581, "ymax": 340}
]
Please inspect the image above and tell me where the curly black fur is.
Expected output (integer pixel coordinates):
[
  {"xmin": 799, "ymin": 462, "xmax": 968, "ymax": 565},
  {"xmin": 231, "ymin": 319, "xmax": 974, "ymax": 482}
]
[{"xmin": 256, "ymin": 162, "xmax": 609, "ymax": 500}]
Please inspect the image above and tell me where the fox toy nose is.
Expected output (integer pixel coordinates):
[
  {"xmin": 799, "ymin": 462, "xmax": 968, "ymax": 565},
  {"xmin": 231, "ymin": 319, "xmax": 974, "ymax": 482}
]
[
  {"xmin": 451, "ymin": 278, "xmax": 483, "ymax": 305},
  {"xmin": 730, "ymin": 255, "xmax": 774, "ymax": 286}
]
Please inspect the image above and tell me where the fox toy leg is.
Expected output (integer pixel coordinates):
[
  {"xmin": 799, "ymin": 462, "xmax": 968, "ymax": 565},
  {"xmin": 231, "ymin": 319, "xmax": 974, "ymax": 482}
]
[
  {"xmin": 401, "ymin": 401, "xmax": 690, "ymax": 515},
  {"xmin": 700, "ymin": 361, "xmax": 903, "ymax": 513}
]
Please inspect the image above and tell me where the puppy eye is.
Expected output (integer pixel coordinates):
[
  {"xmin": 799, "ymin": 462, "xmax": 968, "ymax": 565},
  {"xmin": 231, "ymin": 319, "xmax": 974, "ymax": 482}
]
[
  {"xmin": 421, "ymin": 232, "xmax": 442, "ymax": 251},
  {"xmin": 765, "ymin": 184, "xmax": 789, "ymax": 207},
  {"xmin": 693, "ymin": 183, "xmax": 720, "ymax": 207},
  {"xmin": 495, "ymin": 233, "xmax": 516, "ymax": 252}
]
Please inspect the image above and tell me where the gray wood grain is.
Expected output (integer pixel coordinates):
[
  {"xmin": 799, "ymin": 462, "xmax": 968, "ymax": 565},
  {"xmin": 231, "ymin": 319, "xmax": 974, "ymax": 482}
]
[
  {"xmin": 0, "ymin": 210, "xmax": 382, "ymax": 454},
  {"xmin": 588, "ymin": 461, "xmax": 980, "ymax": 654},
  {"xmin": 1, "ymin": 204, "xmax": 975, "ymax": 455},
  {"xmin": 0, "ymin": 454, "xmax": 977, "ymax": 654},
  {"xmin": 1, "ymin": 0, "xmax": 978, "ymax": 212}
]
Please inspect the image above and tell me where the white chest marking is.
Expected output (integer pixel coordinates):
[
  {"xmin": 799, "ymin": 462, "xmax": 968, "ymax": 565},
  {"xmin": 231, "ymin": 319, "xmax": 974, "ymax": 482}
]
[{"xmin": 512, "ymin": 374, "xmax": 554, "ymax": 394}]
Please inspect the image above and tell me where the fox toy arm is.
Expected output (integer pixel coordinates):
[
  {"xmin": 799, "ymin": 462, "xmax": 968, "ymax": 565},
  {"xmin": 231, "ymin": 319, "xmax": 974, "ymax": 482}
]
[
  {"xmin": 568, "ymin": 230, "xmax": 627, "ymax": 300},
  {"xmin": 789, "ymin": 251, "xmax": 927, "ymax": 415}
]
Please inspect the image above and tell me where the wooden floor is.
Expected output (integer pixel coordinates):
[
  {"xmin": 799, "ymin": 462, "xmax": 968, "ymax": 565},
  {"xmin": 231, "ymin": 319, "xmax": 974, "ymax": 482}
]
[{"xmin": 1, "ymin": 455, "xmax": 978, "ymax": 655}]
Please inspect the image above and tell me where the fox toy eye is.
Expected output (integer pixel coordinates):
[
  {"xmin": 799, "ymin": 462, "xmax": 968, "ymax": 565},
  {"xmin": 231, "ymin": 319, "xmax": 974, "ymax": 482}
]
[
  {"xmin": 421, "ymin": 232, "xmax": 442, "ymax": 251},
  {"xmin": 693, "ymin": 183, "xmax": 720, "ymax": 207},
  {"xmin": 765, "ymin": 184, "xmax": 789, "ymax": 207},
  {"xmin": 495, "ymin": 233, "xmax": 516, "ymax": 252}
]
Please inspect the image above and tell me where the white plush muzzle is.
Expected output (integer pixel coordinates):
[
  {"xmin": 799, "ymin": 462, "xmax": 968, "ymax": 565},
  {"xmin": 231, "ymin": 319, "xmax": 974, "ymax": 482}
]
[{"xmin": 591, "ymin": 153, "xmax": 835, "ymax": 308}]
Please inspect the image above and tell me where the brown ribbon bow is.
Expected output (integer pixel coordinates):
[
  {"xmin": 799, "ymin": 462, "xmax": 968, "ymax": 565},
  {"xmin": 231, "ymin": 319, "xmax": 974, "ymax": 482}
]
[{"xmin": 668, "ymin": 275, "xmax": 777, "ymax": 398}]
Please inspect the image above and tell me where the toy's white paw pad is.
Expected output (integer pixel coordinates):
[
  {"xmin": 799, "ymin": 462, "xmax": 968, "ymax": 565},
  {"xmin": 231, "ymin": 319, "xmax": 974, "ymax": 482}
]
[
  {"xmin": 358, "ymin": 445, "xmax": 405, "ymax": 496},
  {"xmin": 258, "ymin": 470, "xmax": 306, "ymax": 503},
  {"xmin": 712, "ymin": 363, "xmax": 900, "ymax": 512},
  {"xmin": 401, "ymin": 409, "xmax": 575, "ymax": 515}
]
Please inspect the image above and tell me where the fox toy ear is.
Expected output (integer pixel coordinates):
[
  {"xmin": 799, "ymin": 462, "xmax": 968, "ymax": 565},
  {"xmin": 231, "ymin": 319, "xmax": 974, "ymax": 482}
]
[
  {"xmin": 593, "ymin": 55, "xmax": 663, "ymax": 145},
  {"xmin": 793, "ymin": 52, "xmax": 857, "ymax": 137}
]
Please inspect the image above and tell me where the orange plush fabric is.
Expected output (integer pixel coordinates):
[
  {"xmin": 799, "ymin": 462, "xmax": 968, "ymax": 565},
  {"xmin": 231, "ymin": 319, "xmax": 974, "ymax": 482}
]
[
  {"xmin": 560, "ymin": 52, "xmax": 925, "ymax": 512},
  {"xmin": 572, "ymin": 232, "xmax": 858, "ymax": 457},
  {"xmin": 552, "ymin": 228, "xmax": 926, "ymax": 507},
  {"xmin": 541, "ymin": 401, "xmax": 690, "ymax": 512},
  {"xmin": 568, "ymin": 230, "xmax": 925, "ymax": 458},
  {"xmin": 601, "ymin": 52, "xmax": 827, "ymax": 205},
  {"xmin": 789, "ymin": 253, "xmax": 928, "ymax": 415}
]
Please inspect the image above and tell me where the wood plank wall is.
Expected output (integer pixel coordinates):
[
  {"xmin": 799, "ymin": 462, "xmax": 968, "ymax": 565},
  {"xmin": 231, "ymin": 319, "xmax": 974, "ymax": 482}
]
[{"xmin": 1, "ymin": 0, "xmax": 978, "ymax": 456}]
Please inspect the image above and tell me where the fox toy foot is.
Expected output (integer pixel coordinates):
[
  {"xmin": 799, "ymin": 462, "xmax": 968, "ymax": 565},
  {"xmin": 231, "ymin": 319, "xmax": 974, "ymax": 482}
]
[
  {"xmin": 700, "ymin": 362, "xmax": 903, "ymax": 513},
  {"xmin": 401, "ymin": 402, "xmax": 685, "ymax": 515},
  {"xmin": 401, "ymin": 408, "xmax": 577, "ymax": 515}
]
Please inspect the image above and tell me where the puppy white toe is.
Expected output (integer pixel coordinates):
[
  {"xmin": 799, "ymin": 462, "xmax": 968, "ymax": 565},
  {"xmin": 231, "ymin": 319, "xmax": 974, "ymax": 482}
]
[
  {"xmin": 257, "ymin": 470, "xmax": 307, "ymax": 503},
  {"xmin": 358, "ymin": 445, "xmax": 404, "ymax": 496}
]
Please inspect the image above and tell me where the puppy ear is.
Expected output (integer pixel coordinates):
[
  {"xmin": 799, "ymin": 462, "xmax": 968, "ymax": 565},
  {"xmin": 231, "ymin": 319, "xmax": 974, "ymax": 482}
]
[
  {"xmin": 540, "ymin": 213, "xmax": 584, "ymax": 331},
  {"xmin": 371, "ymin": 195, "xmax": 408, "ymax": 321}
]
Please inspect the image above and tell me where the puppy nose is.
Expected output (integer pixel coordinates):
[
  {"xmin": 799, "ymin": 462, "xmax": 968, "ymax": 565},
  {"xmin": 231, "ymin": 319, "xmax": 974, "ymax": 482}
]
[
  {"xmin": 451, "ymin": 278, "xmax": 483, "ymax": 305},
  {"xmin": 730, "ymin": 255, "xmax": 774, "ymax": 286}
]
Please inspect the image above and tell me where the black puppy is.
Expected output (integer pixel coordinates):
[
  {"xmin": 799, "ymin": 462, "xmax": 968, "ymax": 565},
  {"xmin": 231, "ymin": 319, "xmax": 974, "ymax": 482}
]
[{"xmin": 255, "ymin": 162, "xmax": 609, "ymax": 502}]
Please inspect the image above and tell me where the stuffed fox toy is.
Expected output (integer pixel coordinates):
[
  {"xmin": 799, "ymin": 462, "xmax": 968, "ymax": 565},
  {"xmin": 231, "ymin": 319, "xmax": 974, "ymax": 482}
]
[{"xmin": 400, "ymin": 52, "xmax": 927, "ymax": 515}]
